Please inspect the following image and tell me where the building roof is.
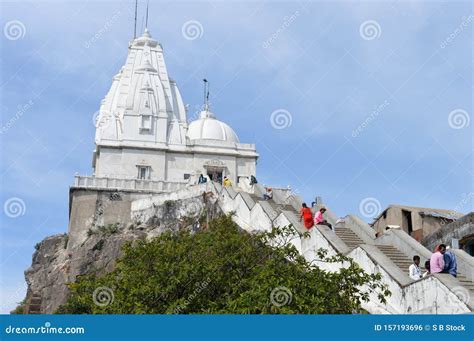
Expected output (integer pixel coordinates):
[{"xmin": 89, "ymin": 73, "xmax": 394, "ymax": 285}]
[{"xmin": 372, "ymin": 204, "xmax": 464, "ymax": 223}]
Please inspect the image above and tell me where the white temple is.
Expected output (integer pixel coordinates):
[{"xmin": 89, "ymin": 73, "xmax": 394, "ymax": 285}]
[{"xmin": 86, "ymin": 28, "xmax": 258, "ymax": 191}]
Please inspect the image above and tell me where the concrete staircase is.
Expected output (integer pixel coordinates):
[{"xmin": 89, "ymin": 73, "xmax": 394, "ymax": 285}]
[
  {"xmin": 249, "ymin": 193, "xmax": 294, "ymax": 213},
  {"xmin": 458, "ymin": 274, "xmax": 474, "ymax": 292},
  {"xmin": 377, "ymin": 245, "xmax": 416, "ymax": 274},
  {"xmin": 335, "ymin": 228, "xmax": 364, "ymax": 250},
  {"xmin": 131, "ymin": 183, "xmax": 474, "ymax": 314}
]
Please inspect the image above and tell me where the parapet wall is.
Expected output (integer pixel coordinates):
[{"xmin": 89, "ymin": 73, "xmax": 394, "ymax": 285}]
[
  {"xmin": 422, "ymin": 212, "xmax": 474, "ymax": 252},
  {"xmin": 68, "ymin": 188, "xmax": 151, "ymax": 249}
]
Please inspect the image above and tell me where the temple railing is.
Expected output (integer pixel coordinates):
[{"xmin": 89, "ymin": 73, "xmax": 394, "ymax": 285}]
[{"xmin": 73, "ymin": 175, "xmax": 188, "ymax": 193}]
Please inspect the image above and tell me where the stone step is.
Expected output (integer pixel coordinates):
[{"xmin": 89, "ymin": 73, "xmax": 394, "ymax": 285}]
[
  {"xmin": 338, "ymin": 237, "xmax": 361, "ymax": 242},
  {"xmin": 26, "ymin": 293, "xmax": 42, "ymax": 314},
  {"xmin": 341, "ymin": 238, "xmax": 363, "ymax": 244},
  {"xmin": 338, "ymin": 238, "xmax": 362, "ymax": 242},
  {"xmin": 375, "ymin": 245, "xmax": 417, "ymax": 278},
  {"xmin": 335, "ymin": 229, "xmax": 364, "ymax": 250},
  {"xmin": 459, "ymin": 279, "xmax": 474, "ymax": 285}
]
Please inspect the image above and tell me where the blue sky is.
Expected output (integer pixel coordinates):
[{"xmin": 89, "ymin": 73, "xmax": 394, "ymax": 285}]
[{"xmin": 0, "ymin": 0, "xmax": 472, "ymax": 313}]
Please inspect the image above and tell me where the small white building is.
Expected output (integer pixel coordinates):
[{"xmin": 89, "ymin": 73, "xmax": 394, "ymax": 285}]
[{"xmin": 86, "ymin": 28, "xmax": 258, "ymax": 190}]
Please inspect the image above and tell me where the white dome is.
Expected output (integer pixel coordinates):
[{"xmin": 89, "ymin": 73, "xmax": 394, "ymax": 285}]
[{"xmin": 187, "ymin": 110, "xmax": 239, "ymax": 143}]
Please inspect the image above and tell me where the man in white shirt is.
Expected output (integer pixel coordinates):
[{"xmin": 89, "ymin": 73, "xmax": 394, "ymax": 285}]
[{"xmin": 409, "ymin": 255, "xmax": 422, "ymax": 280}]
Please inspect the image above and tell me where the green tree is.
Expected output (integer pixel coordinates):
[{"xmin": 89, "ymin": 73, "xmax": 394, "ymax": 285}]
[{"xmin": 57, "ymin": 215, "xmax": 390, "ymax": 314}]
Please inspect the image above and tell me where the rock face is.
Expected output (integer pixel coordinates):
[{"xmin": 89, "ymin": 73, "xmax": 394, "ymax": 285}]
[{"xmin": 22, "ymin": 194, "xmax": 220, "ymax": 314}]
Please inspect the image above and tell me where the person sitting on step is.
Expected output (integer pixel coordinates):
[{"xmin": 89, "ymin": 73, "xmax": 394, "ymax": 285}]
[
  {"xmin": 423, "ymin": 260, "xmax": 430, "ymax": 277},
  {"xmin": 442, "ymin": 246, "xmax": 457, "ymax": 277},
  {"xmin": 409, "ymin": 255, "xmax": 422, "ymax": 280},
  {"xmin": 263, "ymin": 187, "xmax": 273, "ymax": 200},
  {"xmin": 314, "ymin": 207, "xmax": 332, "ymax": 229},
  {"xmin": 430, "ymin": 244, "xmax": 446, "ymax": 274}
]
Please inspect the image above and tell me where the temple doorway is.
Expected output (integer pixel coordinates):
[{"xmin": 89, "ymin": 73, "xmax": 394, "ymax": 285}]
[{"xmin": 206, "ymin": 167, "xmax": 223, "ymax": 184}]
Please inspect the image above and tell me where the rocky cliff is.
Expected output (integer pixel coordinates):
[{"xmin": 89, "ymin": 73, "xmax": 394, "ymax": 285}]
[{"xmin": 20, "ymin": 194, "xmax": 220, "ymax": 314}]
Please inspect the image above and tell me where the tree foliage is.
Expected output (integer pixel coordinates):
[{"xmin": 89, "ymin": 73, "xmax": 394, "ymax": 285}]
[{"xmin": 57, "ymin": 215, "xmax": 390, "ymax": 314}]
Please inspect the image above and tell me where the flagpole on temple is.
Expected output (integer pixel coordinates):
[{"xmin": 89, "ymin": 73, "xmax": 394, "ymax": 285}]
[
  {"xmin": 145, "ymin": 0, "xmax": 149, "ymax": 29},
  {"xmin": 133, "ymin": 0, "xmax": 138, "ymax": 39},
  {"xmin": 203, "ymin": 79, "xmax": 209, "ymax": 111}
]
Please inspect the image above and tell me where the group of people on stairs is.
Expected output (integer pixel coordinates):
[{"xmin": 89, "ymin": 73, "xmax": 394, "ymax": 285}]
[
  {"xmin": 202, "ymin": 175, "xmax": 463, "ymax": 287},
  {"xmin": 197, "ymin": 174, "xmax": 257, "ymax": 187},
  {"xmin": 299, "ymin": 203, "xmax": 332, "ymax": 230},
  {"xmin": 408, "ymin": 244, "xmax": 458, "ymax": 281}
]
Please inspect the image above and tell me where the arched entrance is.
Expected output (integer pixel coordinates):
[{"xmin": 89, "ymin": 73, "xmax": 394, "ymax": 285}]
[{"xmin": 204, "ymin": 159, "xmax": 226, "ymax": 184}]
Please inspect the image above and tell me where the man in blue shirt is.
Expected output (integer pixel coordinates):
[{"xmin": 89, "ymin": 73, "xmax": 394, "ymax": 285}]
[{"xmin": 443, "ymin": 247, "xmax": 457, "ymax": 277}]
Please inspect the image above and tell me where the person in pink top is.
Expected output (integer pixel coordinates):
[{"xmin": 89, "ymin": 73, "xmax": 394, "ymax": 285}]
[
  {"xmin": 314, "ymin": 207, "xmax": 332, "ymax": 229},
  {"xmin": 430, "ymin": 244, "xmax": 446, "ymax": 273}
]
